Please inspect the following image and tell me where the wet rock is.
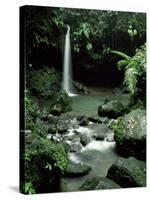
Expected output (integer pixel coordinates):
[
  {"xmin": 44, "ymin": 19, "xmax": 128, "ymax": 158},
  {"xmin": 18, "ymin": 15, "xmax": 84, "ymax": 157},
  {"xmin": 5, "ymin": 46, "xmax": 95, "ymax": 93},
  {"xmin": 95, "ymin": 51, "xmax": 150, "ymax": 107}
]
[
  {"xmin": 88, "ymin": 115, "xmax": 109, "ymax": 124},
  {"xmin": 94, "ymin": 133, "xmax": 105, "ymax": 141},
  {"xmin": 56, "ymin": 124, "xmax": 68, "ymax": 134},
  {"xmin": 40, "ymin": 113, "xmax": 49, "ymax": 121},
  {"xmin": 93, "ymin": 124, "xmax": 113, "ymax": 141},
  {"xmin": 73, "ymin": 81, "xmax": 89, "ymax": 94},
  {"xmin": 98, "ymin": 100, "xmax": 125, "ymax": 118},
  {"xmin": 107, "ymin": 157, "xmax": 146, "ymax": 188},
  {"xmin": 106, "ymin": 132, "xmax": 114, "ymax": 142},
  {"xmin": 78, "ymin": 116, "xmax": 89, "ymax": 126},
  {"xmin": 66, "ymin": 139, "xmax": 83, "ymax": 153},
  {"xmin": 99, "ymin": 117, "xmax": 110, "ymax": 123},
  {"xmin": 88, "ymin": 115, "xmax": 100, "ymax": 123},
  {"xmin": 112, "ymin": 109, "xmax": 146, "ymax": 160},
  {"xmin": 48, "ymin": 124, "xmax": 57, "ymax": 134},
  {"xmin": 50, "ymin": 104, "xmax": 62, "ymax": 116},
  {"xmin": 51, "ymin": 133, "xmax": 62, "ymax": 142},
  {"xmin": 79, "ymin": 177, "xmax": 121, "ymax": 191},
  {"xmin": 66, "ymin": 163, "xmax": 91, "ymax": 177},
  {"xmin": 48, "ymin": 115, "xmax": 58, "ymax": 124},
  {"xmin": 80, "ymin": 132, "xmax": 92, "ymax": 146}
]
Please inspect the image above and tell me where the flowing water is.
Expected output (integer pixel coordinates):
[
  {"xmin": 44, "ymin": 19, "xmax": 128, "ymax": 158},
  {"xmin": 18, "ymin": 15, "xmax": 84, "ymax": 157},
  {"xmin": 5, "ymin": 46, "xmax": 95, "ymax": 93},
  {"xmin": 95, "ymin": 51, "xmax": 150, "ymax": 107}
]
[
  {"xmin": 62, "ymin": 25, "xmax": 74, "ymax": 95},
  {"xmin": 61, "ymin": 90, "xmax": 130, "ymax": 191},
  {"xmin": 64, "ymin": 126, "xmax": 119, "ymax": 191}
]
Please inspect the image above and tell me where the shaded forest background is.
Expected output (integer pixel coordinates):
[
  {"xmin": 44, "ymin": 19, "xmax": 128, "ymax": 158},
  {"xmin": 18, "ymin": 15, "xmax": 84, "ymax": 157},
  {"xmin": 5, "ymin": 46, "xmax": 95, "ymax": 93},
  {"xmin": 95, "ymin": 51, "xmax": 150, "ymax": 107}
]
[{"xmin": 25, "ymin": 6, "xmax": 146, "ymax": 86}]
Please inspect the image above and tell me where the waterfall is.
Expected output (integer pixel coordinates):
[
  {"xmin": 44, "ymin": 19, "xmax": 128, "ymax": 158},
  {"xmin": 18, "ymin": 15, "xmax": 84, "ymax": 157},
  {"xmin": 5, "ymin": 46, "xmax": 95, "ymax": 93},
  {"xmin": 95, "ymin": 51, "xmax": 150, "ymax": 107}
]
[{"xmin": 63, "ymin": 25, "xmax": 74, "ymax": 96}]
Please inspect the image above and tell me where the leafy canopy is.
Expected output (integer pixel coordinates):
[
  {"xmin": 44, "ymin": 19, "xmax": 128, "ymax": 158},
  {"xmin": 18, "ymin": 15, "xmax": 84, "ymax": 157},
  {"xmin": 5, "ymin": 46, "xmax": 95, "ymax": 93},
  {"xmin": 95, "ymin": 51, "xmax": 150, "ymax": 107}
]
[{"xmin": 111, "ymin": 44, "xmax": 146, "ymax": 95}]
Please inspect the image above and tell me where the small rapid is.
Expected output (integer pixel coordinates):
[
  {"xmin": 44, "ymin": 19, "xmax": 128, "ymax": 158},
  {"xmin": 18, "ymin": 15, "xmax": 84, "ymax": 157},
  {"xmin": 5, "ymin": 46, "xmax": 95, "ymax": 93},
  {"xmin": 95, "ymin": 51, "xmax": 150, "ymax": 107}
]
[{"xmin": 64, "ymin": 125, "xmax": 119, "ymax": 191}]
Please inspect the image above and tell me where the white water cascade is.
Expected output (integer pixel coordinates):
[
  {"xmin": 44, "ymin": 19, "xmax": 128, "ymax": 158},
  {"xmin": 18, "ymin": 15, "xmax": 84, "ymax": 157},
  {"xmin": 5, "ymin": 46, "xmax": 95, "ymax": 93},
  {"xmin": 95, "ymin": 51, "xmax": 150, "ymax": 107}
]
[{"xmin": 63, "ymin": 25, "xmax": 75, "ymax": 96}]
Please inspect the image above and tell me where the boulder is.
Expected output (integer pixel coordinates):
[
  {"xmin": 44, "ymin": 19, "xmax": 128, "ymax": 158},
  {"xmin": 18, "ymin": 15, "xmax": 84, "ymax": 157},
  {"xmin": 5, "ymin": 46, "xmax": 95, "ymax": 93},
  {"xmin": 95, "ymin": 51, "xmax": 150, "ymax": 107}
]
[
  {"xmin": 112, "ymin": 109, "xmax": 146, "ymax": 160},
  {"xmin": 79, "ymin": 177, "xmax": 121, "ymax": 191},
  {"xmin": 80, "ymin": 132, "xmax": 92, "ymax": 146},
  {"xmin": 88, "ymin": 115, "xmax": 109, "ymax": 124},
  {"xmin": 88, "ymin": 115, "xmax": 100, "ymax": 123},
  {"xmin": 33, "ymin": 118, "xmax": 48, "ymax": 138},
  {"xmin": 48, "ymin": 124, "xmax": 57, "ymax": 134},
  {"xmin": 50, "ymin": 104, "xmax": 62, "ymax": 116},
  {"xmin": 94, "ymin": 133, "xmax": 105, "ymax": 141},
  {"xmin": 50, "ymin": 90, "xmax": 72, "ymax": 115},
  {"xmin": 73, "ymin": 81, "xmax": 89, "ymax": 94},
  {"xmin": 56, "ymin": 119, "xmax": 72, "ymax": 134},
  {"xmin": 93, "ymin": 124, "xmax": 113, "ymax": 141},
  {"xmin": 98, "ymin": 100, "xmax": 125, "ymax": 118},
  {"xmin": 107, "ymin": 157, "xmax": 146, "ymax": 188},
  {"xmin": 99, "ymin": 117, "xmax": 110, "ymax": 123},
  {"xmin": 79, "ymin": 116, "xmax": 89, "ymax": 126},
  {"xmin": 66, "ymin": 163, "xmax": 91, "ymax": 177},
  {"xmin": 23, "ymin": 135, "xmax": 68, "ymax": 193},
  {"xmin": 65, "ymin": 138, "xmax": 83, "ymax": 153},
  {"xmin": 59, "ymin": 178, "xmax": 68, "ymax": 192}
]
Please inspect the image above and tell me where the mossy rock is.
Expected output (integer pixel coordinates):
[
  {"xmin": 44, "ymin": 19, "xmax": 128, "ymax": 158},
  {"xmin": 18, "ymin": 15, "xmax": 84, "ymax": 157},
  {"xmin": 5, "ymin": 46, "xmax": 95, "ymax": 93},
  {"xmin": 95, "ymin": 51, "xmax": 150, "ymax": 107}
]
[
  {"xmin": 32, "ymin": 118, "xmax": 48, "ymax": 138},
  {"xmin": 28, "ymin": 67, "xmax": 61, "ymax": 99},
  {"xmin": 59, "ymin": 178, "xmax": 68, "ymax": 192},
  {"xmin": 79, "ymin": 177, "xmax": 121, "ymax": 191},
  {"xmin": 98, "ymin": 100, "xmax": 125, "ymax": 118},
  {"xmin": 25, "ymin": 94, "xmax": 40, "ymax": 131},
  {"xmin": 107, "ymin": 157, "xmax": 146, "ymax": 188},
  {"xmin": 50, "ymin": 90, "xmax": 72, "ymax": 115},
  {"xmin": 65, "ymin": 163, "xmax": 91, "ymax": 177},
  {"xmin": 22, "ymin": 135, "xmax": 68, "ymax": 193},
  {"xmin": 112, "ymin": 109, "xmax": 146, "ymax": 160}
]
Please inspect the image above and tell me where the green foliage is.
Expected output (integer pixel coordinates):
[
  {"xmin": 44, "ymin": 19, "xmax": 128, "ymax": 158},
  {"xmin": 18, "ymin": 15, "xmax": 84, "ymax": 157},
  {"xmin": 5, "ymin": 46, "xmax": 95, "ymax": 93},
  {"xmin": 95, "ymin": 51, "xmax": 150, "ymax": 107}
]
[
  {"xmin": 52, "ymin": 90, "xmax": 72, "ymax": 113},
  {"xmin": 33, "ymin": 118, "xmax": 48, "ymax": 137},
  {"xmin": 28, "ymin": 67, "xmax": 60, "ymax": 99},
  {"xmin": 30, "ymin": 138, "xmax": 68, "ymax": 174},
  {"xmin": 25, "ymin": 6, "xmax": 146, "ymax": 68},
  {"xmin": 25, "ymin": 93, "xmax": 40, "ymax": 130},
  {"xmin": 26, "ymin": 6, "xmax": 64, "ymax": 50},
  {"xmin": 25, "ymin": 93, "xmax": 49, "ymax": 137},
  {"xmin": 111, "ymin": 50, "xmax": 131, "ymax": 61},
  {"xmin": 59, "ymin": 8, "xmax": 146, "ymax": 64},
  {"xmin": 23, "ymin": 136, "xmax": 68, "ymax": 193},
  {"xmin": 111, "ymin": 44, "xmax": 146, "ymax": 96},
  {"xmin": 20, "ymin": 181, "xmax": 36, "ymax": 194}
]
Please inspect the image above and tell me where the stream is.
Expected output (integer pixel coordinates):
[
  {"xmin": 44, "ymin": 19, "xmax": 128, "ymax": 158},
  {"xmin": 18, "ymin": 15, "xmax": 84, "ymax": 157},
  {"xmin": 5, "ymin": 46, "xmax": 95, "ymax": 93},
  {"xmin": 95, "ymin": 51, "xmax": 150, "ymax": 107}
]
[
  {"xmin": 56, "ymin": 90, "xmax": 130, "ymax": 191},
  {"xmin": 64, "ymin": 129, "xmax": 118, "ymax": 191}
]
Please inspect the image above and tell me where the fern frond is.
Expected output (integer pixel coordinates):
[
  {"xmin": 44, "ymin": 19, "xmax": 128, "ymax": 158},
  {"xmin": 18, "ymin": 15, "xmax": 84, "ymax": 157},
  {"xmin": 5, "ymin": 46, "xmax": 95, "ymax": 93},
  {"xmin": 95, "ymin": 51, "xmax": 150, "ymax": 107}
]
[
  {"xmin": 123, "ymin": 67, "xmax": 138, "ymax": 95},
  {"xmin": 111, "ymin": 50, "xmax": 131, "ymax": 60},
  {"xmin": 125, "ymin": 61, "xmax": 136, "ymax": 70},
  {"xmin": 117, "ymin": 60, "xmax": 129, "ymax": 70}
]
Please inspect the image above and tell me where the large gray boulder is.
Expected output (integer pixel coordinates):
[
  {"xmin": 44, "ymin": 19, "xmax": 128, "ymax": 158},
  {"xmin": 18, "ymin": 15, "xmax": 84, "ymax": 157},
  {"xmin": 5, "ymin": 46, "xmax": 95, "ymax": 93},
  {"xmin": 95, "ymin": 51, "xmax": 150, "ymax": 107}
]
[
  {"xmin": 65, "ymin": 163, "xmax": 91, "ymax": 177},
  {"xmin": 79, "ymin": 116, "xmax": 89, "ymax": 126},
  {"xmin": 98, "ymin": 100, "xmax": 125, "ymax": 118},
  {"xmin": 107, "ymin": 157, "xmax": 146, "ymax": 188},
  {"xmin": 93, "ymin": 124, "xmax": 113, "ymax": 141},
  {"xmin": 80, "ymin": 132, "xmax": 92, "ymax": 146},
  {"xmin": 79, "ymin": 177, "xmax": 121, "ymax": 191},
  {"xmin": 112, "ymin": 109, "xmax": 146, "ymax": 160}
]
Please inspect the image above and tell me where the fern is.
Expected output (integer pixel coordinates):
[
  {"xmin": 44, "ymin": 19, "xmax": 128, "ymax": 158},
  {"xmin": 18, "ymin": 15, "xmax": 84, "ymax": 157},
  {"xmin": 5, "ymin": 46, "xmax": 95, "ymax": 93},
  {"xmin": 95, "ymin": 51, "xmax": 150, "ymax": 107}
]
[
  {"xmin": 124, "ymin": 68, "xmax": 137, "ymax": 95},
  {"xmin": 111, "ymin": 50, "xmax": 131, "ymax": 60},
  {"xmin": 111, "ymin": 44, "xmax": 146, "ymax": 96},
  {"xmin": 117, "ymin": 60, "xmax": 129, "ymax": 70}
]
